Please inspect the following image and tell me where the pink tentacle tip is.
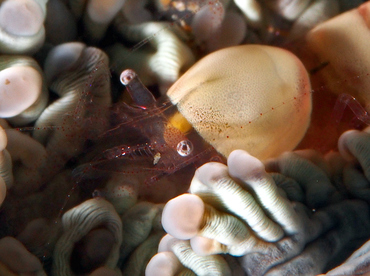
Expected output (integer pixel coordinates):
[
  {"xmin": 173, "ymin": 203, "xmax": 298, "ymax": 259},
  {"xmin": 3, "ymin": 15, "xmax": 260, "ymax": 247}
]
[
  {"xmin": 227, "ymin": 149, "xmax": 265, "ymax": 181},
  {"xmin": 194, "ymin": 161, "xmax": 228, "ymax": 188},
  {"xmin": 162, "ymin": 193, "xmax": 204, "ymax": 240}
]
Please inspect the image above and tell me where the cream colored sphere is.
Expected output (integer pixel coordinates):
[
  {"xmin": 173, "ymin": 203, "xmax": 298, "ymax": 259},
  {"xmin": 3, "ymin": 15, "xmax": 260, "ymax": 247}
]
[{"xmin": 167, "ymin": 45, "xmax": 312, "ymax": 160}]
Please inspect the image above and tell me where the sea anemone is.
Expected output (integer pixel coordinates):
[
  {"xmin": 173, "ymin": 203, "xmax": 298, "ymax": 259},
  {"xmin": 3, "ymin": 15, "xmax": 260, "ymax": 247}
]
[
  {"xmin": 0, "ymin": 1, "xmax": 369, "ymax": 275},
  {"xmin": 152, "ymin": 147, "xmax": 370, "ymax": 275}
]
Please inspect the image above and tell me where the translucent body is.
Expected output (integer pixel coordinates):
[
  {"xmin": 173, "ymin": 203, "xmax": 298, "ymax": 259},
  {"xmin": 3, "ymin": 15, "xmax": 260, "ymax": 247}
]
[
  {"xmin": 168, "ymin": 44, "xmax": 312, "ymax": 160},
  {"xmin": 332, "ymin": 93, "xmax": 370, "ymax": 125},
  {"xmin": 72, "ymin": 68, "xmax": 221, "ymax": 202}
]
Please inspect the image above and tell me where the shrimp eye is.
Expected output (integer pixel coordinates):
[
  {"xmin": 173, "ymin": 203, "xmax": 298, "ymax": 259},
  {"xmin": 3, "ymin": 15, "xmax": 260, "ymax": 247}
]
[
  {"xmin": 120, "ymin": 69, "xmax": 136, "ymax": 85},
  {"xmin": 177, "ymin": 140, "xmax": 193, "ymax": 157}
]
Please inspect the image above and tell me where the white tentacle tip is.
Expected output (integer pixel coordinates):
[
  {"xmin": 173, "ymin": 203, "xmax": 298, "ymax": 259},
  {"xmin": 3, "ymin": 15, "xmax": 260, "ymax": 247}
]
[
  {"xmin": 158, "ymin": 234, "xmax": 175, "ymax": 253},
  {"xmin": 192, "ymin": 161, "xmax": 229, "ymax": 189},
  {"xmin": 190, "ymin": 235, "xmax": 224, "ymax": 256},
  {"xmin": 0, "ymin": 0, "xmax": 44, "ymax": 37},
  {"xmin": 227, "ymin": 149, "xmax": 265, "ymax": 181},
  {"xmin": 0, "ymin": 66, "xmax": 43, "ymax": 118},
  {"xmin": 145, "ymin": 251, "xmax": 182, "ymax": 276},
  {"xmin": 162, "ymin": 194, "xmax": 204, "ymax": 240}
]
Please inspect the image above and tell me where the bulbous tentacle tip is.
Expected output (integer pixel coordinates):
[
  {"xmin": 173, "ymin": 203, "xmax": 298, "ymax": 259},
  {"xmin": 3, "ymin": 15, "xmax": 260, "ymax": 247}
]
[
  {"xmin": 162, "ymin": 194, "xmax": 205, "ymax": 240},
  {"xmin": 190, "ymin": 235, "xmax": 225, "ymax": 256},
  {"xmin": 338, "ymin": 129, "xmax": 370, "ymax": 161},
  {"xmin": 0, "ymin": 0, "xmax": 46, "ymax": 54},
  {"xmin": 192, "ymin": 161, "xmax": 229, "ymax": 190},
  {"xmin": 227, "ymin": 149, "xmax": 265, "ymax": 181},
  {"xmin": 0, "ymin": 0, "xmax": 44, "ymax": 37},
  {"xmin": 43, "ymin": 42, "xmax": 86, "ymax": 84},
  {"xmin": 157, "ymin": 234, "xmax": 175, "ymax": 253},
  {"xmin": 154, "ymin": 235, "xmax": 199, "ymax": 275},
  {"xmin": 0, "ymin": 56, "xmax": 47, "ymax": 125},
  {"xmin": 161, "ymin": 238, "xmax": 232, "ymax": 276},
  {"xmin": 145, "ymin": 251, "xmax": 183, "ymax": 276}
]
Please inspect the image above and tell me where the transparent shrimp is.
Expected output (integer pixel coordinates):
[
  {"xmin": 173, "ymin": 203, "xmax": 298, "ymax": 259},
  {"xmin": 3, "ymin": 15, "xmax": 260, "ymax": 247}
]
[
  {"xmin": 72, "ymin": 69, "xmax": 221, "ymax": 187},
  {"xmin": 332, "ymin": 93, "xmax": 370, "ymax": 126}
]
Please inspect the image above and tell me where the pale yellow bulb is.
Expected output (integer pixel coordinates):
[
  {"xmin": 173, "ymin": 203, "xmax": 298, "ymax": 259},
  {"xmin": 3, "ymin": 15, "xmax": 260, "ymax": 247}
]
[{"xmin": 167, "ymin": 45, "xmax": 312, "ymax": 160}]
